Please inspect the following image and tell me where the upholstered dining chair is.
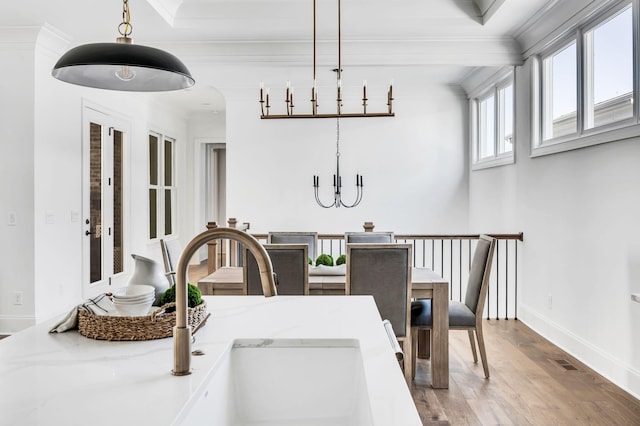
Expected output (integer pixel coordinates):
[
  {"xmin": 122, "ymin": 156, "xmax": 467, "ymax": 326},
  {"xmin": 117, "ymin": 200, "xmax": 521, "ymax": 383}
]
[
  {"xmin": 346, "ymin": 243, "xmax": 412, "ymax": 382},
  {"xmin": 344, "ymin": 231, "xmax": 395, "ymax": 244},
  {"xmin": 267, "ymin": 232, "xmax": 318, "ymax": 263},
  {"xmin": 243, "ymin": 244, "xmax": 309, "ymax": 295},
  {"xmin": 160, "ymin": 238, "xmax": 182, "ymax": 285},
  {"xmin": 411, "ymin": 234, "xmax": 496, "ymax": 379}
]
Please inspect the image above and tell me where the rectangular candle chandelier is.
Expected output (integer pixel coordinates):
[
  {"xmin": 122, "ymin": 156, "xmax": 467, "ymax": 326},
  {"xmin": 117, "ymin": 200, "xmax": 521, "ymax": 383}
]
[{"xmin": 259, "ymin": 0, "xmax": 395, "ymax": 119}]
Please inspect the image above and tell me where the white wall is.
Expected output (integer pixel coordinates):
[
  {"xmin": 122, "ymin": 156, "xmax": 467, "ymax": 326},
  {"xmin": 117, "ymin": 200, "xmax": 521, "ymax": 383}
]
[
  {"xmin": 468, "ymin": 58, "xmax": 640, "ymax": 398},
  {"xmin": 0, "ymin": 28, "xmax": 37, "ymax": 332}
]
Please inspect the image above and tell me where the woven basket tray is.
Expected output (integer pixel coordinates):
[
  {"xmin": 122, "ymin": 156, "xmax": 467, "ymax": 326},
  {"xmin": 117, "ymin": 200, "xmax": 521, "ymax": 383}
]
[{"xmin": 78, "ymin": 300, "xmax": 208, "ymax": 341}]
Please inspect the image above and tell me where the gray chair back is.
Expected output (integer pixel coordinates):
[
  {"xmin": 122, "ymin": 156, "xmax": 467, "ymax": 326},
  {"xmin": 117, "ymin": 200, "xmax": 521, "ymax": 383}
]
[
  {"xmin": 160, "ymin": 239, "xmax": 182, "ymax": 285},
  {"xmin": 267, "ymin": 232, "xmax": 317, "ymax": 262},
  {"xmin": 464, "ymin": 235, "xmax": 496, "ymax": 315},
  {"xmin": 346, "ymin": 243, "xmax": 411, "ymax": 337},
  {"xmin": 244, "ymin": 244, "xmax": 309, "ymax": 295},
  {"xmin": 345, "ymin": 232, "xmax": 395, "ymax": 244}
]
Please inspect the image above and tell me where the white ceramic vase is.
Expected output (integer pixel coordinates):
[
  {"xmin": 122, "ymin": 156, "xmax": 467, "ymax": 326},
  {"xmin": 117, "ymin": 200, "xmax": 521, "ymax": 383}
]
[{"xmin": 128, "ymin": 254, "xmax": 170, "ymax": 305}]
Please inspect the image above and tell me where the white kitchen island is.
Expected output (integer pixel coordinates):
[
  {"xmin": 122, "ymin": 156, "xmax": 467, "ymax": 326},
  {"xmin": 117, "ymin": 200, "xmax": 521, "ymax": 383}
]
[{"xmin": 0, "ymin": 296, "xmax": 422, "ymax": 425}]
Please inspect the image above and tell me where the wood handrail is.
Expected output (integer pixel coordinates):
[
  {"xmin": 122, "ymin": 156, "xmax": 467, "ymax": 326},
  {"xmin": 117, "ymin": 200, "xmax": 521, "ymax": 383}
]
[
  {"xmin": 394, "ymin": 233, "xmax": 524, "ymax": 241},
  {"xmin": 250, "ymin": 232, "xmax": 523, "ymax": 242}
]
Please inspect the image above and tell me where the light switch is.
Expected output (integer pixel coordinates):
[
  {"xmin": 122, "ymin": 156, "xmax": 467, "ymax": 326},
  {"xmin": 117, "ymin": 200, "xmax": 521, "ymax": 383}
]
[
  {"xmin": 70, "ymin": 210, "xmax": 80, "ymax": 223},
  {"xmin": 45, "ymin": 211, "xmax": 55, "ymax": 224},
  {"xmin": 7, "ymin": 211, "xmax": 16, "ymax": 226}
]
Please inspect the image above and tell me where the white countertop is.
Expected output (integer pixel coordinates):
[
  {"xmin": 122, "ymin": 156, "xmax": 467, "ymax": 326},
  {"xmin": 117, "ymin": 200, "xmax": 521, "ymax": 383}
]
[{"xmin": 0, "ymin": 296, "xmax": 421, "ymax": 425}]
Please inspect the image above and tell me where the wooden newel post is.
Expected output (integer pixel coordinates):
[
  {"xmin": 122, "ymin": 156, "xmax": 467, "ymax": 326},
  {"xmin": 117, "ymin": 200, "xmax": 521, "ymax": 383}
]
[
  {"xmin": 228, "ymin": 218, "xmax": 238, "ymax": 266},
  {"xmin": 207, "ymin": 222, "xmax": 218, "ymax": 273},
  {"xmin": 363, "ymin": 221, "xmax": 375, "ymax": 232}
]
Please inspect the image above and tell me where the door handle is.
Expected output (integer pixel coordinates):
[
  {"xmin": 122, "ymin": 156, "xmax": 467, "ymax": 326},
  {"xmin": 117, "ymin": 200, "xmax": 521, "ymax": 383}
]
[{"xmin": 85, "ymin": 230, "xmax": 95, "ymax": 236}]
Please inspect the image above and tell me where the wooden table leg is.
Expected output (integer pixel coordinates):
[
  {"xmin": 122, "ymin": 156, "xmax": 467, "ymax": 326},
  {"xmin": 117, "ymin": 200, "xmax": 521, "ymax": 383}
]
[
  {"xmin": 418, "ymin": 329, "xmax": 431, "ymax": 359},
  {"xmin": 430, "ymin": 285, "xmax": 449, "ymax": 388}
]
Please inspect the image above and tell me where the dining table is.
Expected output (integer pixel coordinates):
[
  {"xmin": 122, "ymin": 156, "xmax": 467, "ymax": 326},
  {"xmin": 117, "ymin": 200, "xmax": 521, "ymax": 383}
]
[{"xmin": 197, "ymin": 266, "xmax": 449, "ymax": 388}]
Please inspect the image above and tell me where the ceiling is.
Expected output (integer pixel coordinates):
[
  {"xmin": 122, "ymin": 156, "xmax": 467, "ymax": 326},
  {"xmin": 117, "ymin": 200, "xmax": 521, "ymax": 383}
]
[{"xmin": 2, "ymin": 0, "xmax": 553, "ymax": 114}]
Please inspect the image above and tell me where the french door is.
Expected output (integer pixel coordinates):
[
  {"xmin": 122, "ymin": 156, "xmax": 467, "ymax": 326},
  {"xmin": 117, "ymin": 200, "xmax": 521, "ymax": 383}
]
[{"xmin": 82, "ymin": 106, "xmax": 128, "ymax": 298}]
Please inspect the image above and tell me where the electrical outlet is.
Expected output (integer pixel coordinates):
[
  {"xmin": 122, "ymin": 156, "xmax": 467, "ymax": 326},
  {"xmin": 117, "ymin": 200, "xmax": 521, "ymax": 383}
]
[
  {"xmin": 12, "ymin": 291, "xmax": 23, "ymax": 305},
  {"xmin": 547, "ymin": 294, "xmax": 553, "ymax": 310}
]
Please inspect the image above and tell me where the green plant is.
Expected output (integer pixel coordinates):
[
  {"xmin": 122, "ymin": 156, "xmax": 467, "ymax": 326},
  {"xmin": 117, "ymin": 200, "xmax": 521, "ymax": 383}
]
[
  {"xmin": 308, "ymin": 257, "xmax": 313, "ymax": 265},
  {"xmin": 315, "ymin": 253, "xmax": 334, "ymax": 267},
  {"xmin": 160, "ymin": 283, "xmax": 202, "ymax": 308},
  {"xmin": 336, "ymin": 254, "xmax": 346, "ymax": 265}
]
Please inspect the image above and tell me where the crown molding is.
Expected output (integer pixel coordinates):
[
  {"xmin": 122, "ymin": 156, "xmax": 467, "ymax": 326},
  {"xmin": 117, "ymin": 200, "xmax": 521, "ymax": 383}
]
[{"xmin": 153, "ymin": 37, "xmax": 523, "ymax": 67}]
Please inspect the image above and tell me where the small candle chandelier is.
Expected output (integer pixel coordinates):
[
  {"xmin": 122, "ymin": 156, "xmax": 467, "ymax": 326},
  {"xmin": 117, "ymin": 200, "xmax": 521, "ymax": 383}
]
[
  {"xmin": 313, "ymin": 76, "xmax": 363, "ymax": 208},
  {"xmin": 259, "ymin": 0, "xmax": 394, "ymax": 119}
]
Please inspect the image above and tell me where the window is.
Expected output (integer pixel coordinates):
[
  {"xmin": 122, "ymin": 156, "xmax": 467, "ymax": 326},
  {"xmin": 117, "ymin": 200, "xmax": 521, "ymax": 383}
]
[
  {"xmin": 149, "ymin": 133, "xmax": 176, "ymax": 240},
  {"xmin": 584, "ymin": 6, "xmax": 633, "ymax": 129},
  {"xmin": 534, "ymin": 1, "xmax": 636, "ymax": 156},
  {"xmin": 471, "ymin": 71, "xmax": 515, "ymax": 169},
  {"xmin": 542, "ymin": 40, "xmax": 577, "ymax": 140}
]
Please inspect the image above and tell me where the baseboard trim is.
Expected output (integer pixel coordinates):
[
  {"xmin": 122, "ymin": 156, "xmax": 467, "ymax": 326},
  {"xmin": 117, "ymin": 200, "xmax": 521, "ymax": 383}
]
[
  {"xmin": 519, "ymin": 304, "xmax": 640, "ymax": 400},
  {"xmin": 0, "ymin": 315, "xmax": 36, "ymax": 334}
]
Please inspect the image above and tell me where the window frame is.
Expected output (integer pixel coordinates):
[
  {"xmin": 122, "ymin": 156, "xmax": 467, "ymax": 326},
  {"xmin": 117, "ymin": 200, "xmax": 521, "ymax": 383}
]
[
  {"xmin": 532, "ymin": 0, "xmax": 639, "ymax": 157},
  {"xmin": 148, "ymin": 131, "xmax": 177, "ymax": 241},
  {"xmin": 470, "ymin": 69, "xmax": 516, "ymax": 171}
]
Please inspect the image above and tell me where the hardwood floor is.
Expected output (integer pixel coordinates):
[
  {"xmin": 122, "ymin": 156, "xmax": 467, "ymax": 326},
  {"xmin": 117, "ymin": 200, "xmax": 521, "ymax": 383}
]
[
  {"xmin": 411, "ymin": 320, "xmax": 640, "ymax": 425},
  {"xmin": 188, "ymin": 265, "xmax": 640, "ymax": 425}
]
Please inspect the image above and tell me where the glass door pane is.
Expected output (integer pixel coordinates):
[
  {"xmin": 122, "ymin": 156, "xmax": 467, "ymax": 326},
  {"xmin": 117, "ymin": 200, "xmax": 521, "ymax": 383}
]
[
  {"xmin": 89, "ymin": 122, "xmax": 102, "ymax": 284},
  {"xmin": 113, "ymin": 129, "xmax": 124, "ymax": 274}
]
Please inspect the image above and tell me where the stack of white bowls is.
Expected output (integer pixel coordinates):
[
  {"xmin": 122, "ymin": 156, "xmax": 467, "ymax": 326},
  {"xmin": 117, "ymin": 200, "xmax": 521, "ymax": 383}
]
[{"xmin": 111, "ymin": 284, "xmax": 156, "ymax": 316}]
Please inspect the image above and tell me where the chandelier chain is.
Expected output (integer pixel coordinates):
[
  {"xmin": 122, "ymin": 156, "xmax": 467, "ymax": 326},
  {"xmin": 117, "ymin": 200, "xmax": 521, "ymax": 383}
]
[{"xmin": 118, "ymin": 0, "xmax": 133, "ymax": 37}]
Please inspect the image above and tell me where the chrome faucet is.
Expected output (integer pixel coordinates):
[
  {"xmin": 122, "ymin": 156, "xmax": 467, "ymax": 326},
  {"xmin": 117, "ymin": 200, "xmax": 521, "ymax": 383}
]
[{"xmin": 172, "ymin": 227, "xmax": 277, "ymax": 376}]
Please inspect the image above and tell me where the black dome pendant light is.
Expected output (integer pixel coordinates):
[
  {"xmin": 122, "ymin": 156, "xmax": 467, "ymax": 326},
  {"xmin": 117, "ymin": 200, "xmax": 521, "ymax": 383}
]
[{"xmin": 52, "ymin": 0, "xmax": 195, "ymax": 92}]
